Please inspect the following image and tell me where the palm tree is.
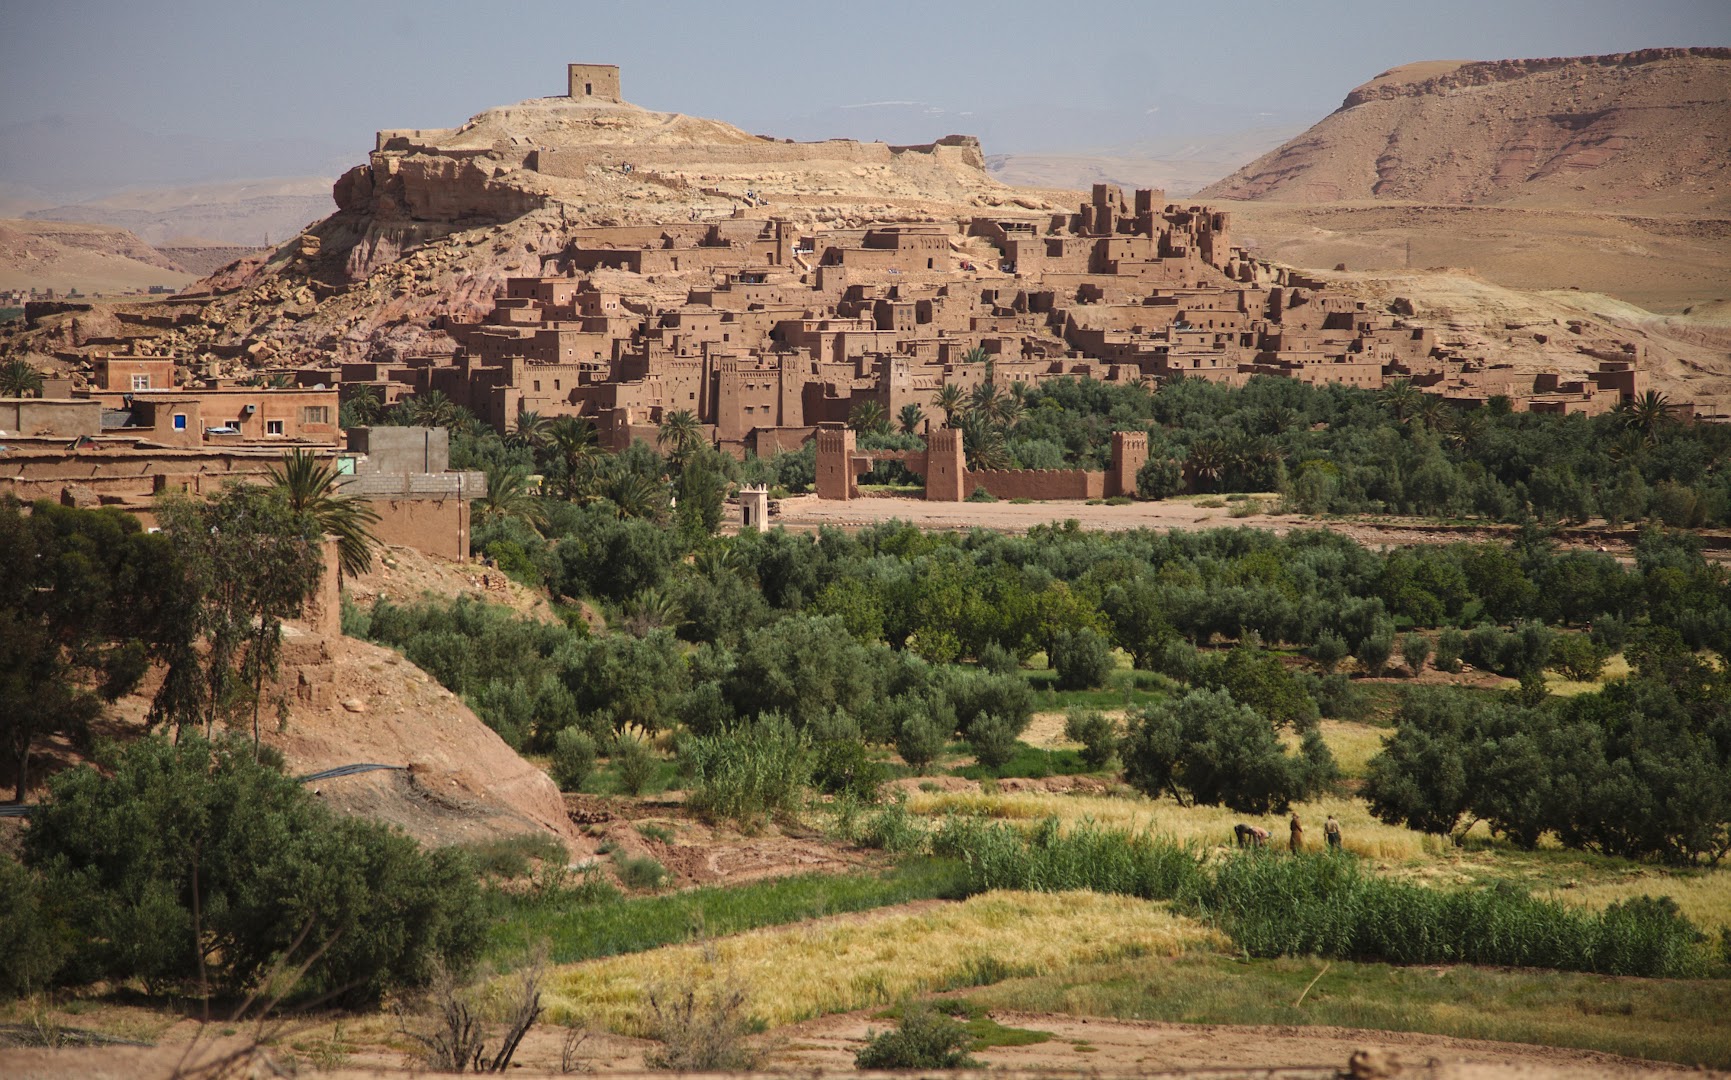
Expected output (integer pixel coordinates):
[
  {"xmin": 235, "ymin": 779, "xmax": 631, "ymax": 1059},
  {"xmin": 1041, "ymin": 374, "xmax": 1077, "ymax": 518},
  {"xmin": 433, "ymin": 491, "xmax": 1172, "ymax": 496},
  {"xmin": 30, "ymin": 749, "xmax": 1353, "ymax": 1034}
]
[
  {"xmin": 0, "ymin": 359, "xmax": 45, "ymax": 398},
  {"xmin": 263, "ymin": 373, "xmax": 294, "ymax": 389},
  {"xmin": 267, "ymin": 448, "xmax": 381, "ymax": 581},
  {"xmin": 933, "ymin": 384, "xmax": 966, "ymax": 428},
  {"xmin": 477, "ymin": 461, "xmax": 548, "ymax": 533},
  {"xmin": 848, "ymin": 399, "xmax": 889, "ymax": 435},
  {"xmin": 619, "ymin": 587, "xmax": 683, "ymax": 638},
  {"xmin": 897, "ymin": 402, "xmax": 926, "ymax": 435},
  {"xmin": 969, "ymin": 381, "xmax": 1007, "ymax": 426},
  {"xmin": 1415, "ymin": 395, "xmax": 1449, "ymax": 434},
  {"xmin": 1185, "ymin": 438, "xmax": 1227, "ymax": 493},
  {"xmin": 1381, "ymin": 380, "xmax": 1421, "ymax": 426},
  {"xmin": 1447, "ymin": 408, "xmax": 1485, "ymax": 453},
  {"xmin": 508, "ymin": 410, "xmax": 551, "ymax": 451},
  {"xmin": 656, "ymin": 409, "xmax": 705, "ymax": 461},
  {"xmin": 692, "ymin": 544, "xmax": 742, "ymax": 581},
  {"xmin": 958, "ymin": 410, "xmax": 1010, "ymax": 471},
  {"xmin": 342, "ymin": 384, "xmax": 384, "ymax": 426},
  {"xmin": 603, "ymin": 472, "xmax": 670, "ymax": 523},
  {"xmin": 960, "ymin": 345, "xmax": 991, "ymax": 368},
  {"xmin": 1618, "ymin": 390, "xmax": 1673, "ymax": 446},
  {"xmin": 399, "ymin": 389, "xmax": 460, "ymax": 430},
  {"xmin": 547, "ymin": 416, "xmax": 600, "ymax": 499}
]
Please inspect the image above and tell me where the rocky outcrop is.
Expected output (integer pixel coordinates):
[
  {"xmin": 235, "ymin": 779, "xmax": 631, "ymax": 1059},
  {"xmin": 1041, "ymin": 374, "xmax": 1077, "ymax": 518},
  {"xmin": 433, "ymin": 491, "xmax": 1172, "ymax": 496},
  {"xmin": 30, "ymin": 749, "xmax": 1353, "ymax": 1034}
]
[{"xmin": 1202, "ymin": 49, "xmax": 1731, "ymax": 212}]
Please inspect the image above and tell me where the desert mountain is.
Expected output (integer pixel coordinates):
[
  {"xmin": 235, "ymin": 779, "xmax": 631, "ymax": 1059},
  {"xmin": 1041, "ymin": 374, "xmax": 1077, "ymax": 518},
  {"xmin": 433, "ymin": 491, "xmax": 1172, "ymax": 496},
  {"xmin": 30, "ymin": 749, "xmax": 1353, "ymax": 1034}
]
[
  {"xmin": 1201, "ymin": 48, "xmax": 1731, "ymax": 213},
  {"xmin": 23, "ymin": 176, "xmax": 337, "ymax": 247},
  {"xmin": 0, "ymin": 218, "xmax": 195, "ymax": 294}
]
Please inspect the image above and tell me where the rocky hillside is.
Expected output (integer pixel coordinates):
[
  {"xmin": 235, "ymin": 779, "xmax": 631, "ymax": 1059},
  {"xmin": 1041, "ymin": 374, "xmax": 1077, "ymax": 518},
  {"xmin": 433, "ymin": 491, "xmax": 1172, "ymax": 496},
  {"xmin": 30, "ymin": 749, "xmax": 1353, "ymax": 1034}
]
[
  {"xmin": 17, "ymin": 90, "xmax": 1065, "ymax": 371},
  {"xmin": 1201, "ymin": 49, "xmax": 1731, "ymax": 213}
]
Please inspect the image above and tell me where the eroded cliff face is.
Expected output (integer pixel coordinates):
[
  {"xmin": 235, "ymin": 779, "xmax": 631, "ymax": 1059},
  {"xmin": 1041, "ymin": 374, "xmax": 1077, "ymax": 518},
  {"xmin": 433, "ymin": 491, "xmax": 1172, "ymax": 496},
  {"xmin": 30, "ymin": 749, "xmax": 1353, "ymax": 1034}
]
[{"xmin": 1201, "ymin": 49, "xmax": 1731, "ymax": 212}]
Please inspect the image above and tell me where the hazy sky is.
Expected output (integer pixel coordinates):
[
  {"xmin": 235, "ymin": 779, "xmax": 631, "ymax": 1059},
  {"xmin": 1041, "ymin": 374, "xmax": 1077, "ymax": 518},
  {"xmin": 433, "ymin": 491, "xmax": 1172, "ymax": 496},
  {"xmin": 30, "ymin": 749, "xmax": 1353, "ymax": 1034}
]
[{"xmin": 3, "ymin": 0, "xmax": 1727, "ymax": 197}]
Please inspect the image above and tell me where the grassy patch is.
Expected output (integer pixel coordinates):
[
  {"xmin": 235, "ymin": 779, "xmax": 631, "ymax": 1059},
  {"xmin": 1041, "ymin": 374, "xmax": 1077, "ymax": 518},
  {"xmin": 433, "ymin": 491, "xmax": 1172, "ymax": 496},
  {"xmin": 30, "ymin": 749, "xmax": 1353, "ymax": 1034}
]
[
  {"xmin": 967, "ymin": 952, "xmax": 1731, "ymax": 1069},
  {"xmin": 951, "ymin": 741, "xmax": 1093, "ymax": 781},
  {"xmin": 484, "ymin": 857, "xmax": 972, "ymax": 966},
  {"xmin": 876, "ymin": 1001, "xmax": 1053, "ymax": 1051},
  {"xmin": 582, "ymin": 756, "xmax": 682, "ymax": 796},
  {"xmin": 460, "ymin": 833, "xmax": 568, "ymax": 879},
  {"xmin": 538, "ymin": 890, "xmax": 1220, "ymax": 1034}
]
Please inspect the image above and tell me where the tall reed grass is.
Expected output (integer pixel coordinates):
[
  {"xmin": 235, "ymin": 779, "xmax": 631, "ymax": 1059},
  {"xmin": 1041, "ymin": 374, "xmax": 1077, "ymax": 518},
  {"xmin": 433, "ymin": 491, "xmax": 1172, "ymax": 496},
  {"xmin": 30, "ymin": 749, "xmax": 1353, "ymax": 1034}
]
[{"xmin": 922, "ymin": 818, "xmax": 1711, "ymax": 978}]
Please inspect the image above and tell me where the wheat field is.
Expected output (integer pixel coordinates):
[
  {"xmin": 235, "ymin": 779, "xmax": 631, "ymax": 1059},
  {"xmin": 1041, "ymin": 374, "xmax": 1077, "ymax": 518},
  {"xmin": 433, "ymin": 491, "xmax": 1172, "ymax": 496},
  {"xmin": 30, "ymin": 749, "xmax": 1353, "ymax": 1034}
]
[{"xmin": 537, "ymin": 890, "xmax": 1221, "ymax": 1034}]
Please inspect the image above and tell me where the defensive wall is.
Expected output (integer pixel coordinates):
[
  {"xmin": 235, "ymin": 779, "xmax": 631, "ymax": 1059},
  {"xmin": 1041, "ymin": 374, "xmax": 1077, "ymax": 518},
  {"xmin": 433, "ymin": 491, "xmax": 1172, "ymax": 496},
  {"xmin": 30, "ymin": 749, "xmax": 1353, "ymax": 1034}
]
[{"xmin": 815, "ymin": 428, "xmax": 1145, "ymax": 502}]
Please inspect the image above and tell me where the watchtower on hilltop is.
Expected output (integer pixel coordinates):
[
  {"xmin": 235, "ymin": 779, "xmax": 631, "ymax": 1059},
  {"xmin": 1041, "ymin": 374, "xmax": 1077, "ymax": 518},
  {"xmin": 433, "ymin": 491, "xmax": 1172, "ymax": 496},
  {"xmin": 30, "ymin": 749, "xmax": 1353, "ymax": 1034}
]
[{"xmin": 568, "ymin": 64, "xmax": 621, "ymax": 102}]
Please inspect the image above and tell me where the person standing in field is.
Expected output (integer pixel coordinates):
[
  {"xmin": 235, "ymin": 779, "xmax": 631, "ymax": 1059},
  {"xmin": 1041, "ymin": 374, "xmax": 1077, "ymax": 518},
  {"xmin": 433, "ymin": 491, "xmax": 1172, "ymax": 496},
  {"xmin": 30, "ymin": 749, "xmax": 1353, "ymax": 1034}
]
[
  {"xmin": 1289, "ymin": 811, "xmax": 1304, "ymax": 852},
  {"xmin": 1325, "ymin": 814, "xmax": 1342, "ymax": 850}
]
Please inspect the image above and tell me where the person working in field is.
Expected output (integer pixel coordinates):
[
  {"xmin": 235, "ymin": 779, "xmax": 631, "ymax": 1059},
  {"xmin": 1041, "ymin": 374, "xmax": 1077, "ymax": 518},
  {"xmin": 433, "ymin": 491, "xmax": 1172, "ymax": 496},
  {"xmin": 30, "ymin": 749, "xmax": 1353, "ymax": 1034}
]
[
  {"xmin": 1289, "ymin": 811, "xmax": 1304, "ymax": 852},
  {"xmin": 1325, "ymin": 814, "xmax": 1342, "ymax": 850},
  {"xmin": 1233, "ymin": 823, "xmax": 1269, "ymax": 848}
]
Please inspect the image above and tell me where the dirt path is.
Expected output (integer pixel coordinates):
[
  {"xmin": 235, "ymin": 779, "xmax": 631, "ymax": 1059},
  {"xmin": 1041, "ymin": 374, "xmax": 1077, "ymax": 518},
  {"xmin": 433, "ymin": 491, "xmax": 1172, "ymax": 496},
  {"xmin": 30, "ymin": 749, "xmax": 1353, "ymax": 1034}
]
[
  {"xmin": 768, "ymin": 1009, "xmax": 1702, "ymax": 1079},
  {"xmin": 764, "ymin": 495, "xmax": 1731, "ymax": 559}
]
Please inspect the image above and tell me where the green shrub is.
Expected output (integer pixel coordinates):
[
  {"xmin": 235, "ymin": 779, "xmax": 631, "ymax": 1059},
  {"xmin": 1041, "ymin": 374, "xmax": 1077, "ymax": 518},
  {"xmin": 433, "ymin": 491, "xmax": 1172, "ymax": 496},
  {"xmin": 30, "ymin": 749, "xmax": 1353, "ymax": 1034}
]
[
  {"xmin": 894, "ymin": 707, "xmax": 951, "ymax": 770},
  {"xmin": 614, "ymin": 735, "xmax": 659, "ymax": 796},
  {"xmin": 1549, "ymin": 632, "xmax": 1608, "ymax": 681},
  {"xmin": 1104, "ymin": 495, "xmax": 1133, "ymax": 507},
  {"xmin": 21, "ymin": 735, "xmax": 483, "ymax": 1005},
  {"xmin": 812, "ymin": 738, "xmax": 887, "ymax": 803},
  {"xmin": 461, "ymin": 834, "xmax": 566, "ymax": 879},
  {"xmin": 855, "ymin": 1002, "xmax": 978, "ymax": 1069},
  {"xmin": 975, "ymin": 642, "xmax": 1018, "ymax": 675},
  {"xmin": 1050, "ymin": 627, "xmax": 1114, "ymax": 691},
  {"xmin": 551, "ymin": 728, "xmax": 598, "ymax": 792},
  {"xmin": 1306, "ymin": 632, "xmax": 1349, "ymax": 674},
  {"xmin": 1355, "ymin": 624, "xmax": 1395, "ymax": 677},
  {"xmin": 1136, "ymin": 457, "xmax": 1183, "ymax": 500},
  {"xmin": 965, "ymin": 488, "xmax": 998, "ymax": 503},
  {"xmin": 965, "ymin": 714, "xmax": 1021, "ymax": 771},
  {"xmin": 1401, "ymin": 633, "xmax": 1432, "ymax": 677},
  {"xmin": 1062, "ymin": 709, "xmax": 1117, "ymax": 770},
  {"xmin": 614, "ymin": 853, "xmax": 670, "ymax": 892},
  {"xmin": 682, "ymin": 716, "xmax": 811, "ymax": 829},
  {"xmin": 1434, "ymin": 627, "xmax": 1466, "ymax": 673},
  {"xmin": 0, "ymin": 856, "xmax": 69, "ymax": 998}
]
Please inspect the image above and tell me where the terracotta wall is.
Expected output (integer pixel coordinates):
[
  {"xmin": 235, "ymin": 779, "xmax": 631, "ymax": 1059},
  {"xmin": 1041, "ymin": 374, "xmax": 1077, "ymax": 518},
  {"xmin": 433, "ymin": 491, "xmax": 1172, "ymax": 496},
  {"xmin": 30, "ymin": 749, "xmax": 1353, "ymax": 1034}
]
[
  {"xmin": 367, "ymin": 497, "xmax": 470, "ymax": 562},
  {"xmin": 967, "ymin": 469, "xmax": 1104, "ymax": 501}
]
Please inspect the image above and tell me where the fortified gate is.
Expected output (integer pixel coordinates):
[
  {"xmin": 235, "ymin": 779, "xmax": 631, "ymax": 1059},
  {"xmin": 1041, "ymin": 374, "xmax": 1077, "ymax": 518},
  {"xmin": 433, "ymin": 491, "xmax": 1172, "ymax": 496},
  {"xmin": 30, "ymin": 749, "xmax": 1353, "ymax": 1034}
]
[{"xmin": 815, "ymin": 427, "xmax": 1146, "ymax": 502}]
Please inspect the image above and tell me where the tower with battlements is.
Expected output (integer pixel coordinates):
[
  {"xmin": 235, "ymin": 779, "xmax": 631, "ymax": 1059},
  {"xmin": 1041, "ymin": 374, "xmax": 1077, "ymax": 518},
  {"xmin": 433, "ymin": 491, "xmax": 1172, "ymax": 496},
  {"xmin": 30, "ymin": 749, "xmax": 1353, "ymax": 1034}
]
[{"xmin": 567, "ymin": 64, "xmax": 621, "ymax": 102}]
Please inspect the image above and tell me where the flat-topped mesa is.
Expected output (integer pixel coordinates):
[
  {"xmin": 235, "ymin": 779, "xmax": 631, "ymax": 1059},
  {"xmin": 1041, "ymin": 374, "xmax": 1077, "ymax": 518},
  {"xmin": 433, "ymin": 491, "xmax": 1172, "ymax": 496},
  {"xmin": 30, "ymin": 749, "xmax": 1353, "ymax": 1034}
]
[{"xmin": 1340, "ymin": 47, "xmax": 1731, "ymax": 109}]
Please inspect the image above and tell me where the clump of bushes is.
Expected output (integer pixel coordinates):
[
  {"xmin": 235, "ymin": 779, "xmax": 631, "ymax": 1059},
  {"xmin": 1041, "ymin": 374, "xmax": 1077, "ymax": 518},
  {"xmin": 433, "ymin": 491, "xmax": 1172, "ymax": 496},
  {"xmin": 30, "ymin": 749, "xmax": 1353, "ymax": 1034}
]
[
  {"xmin": 11, "ymin": 735, "xmax": 483, "ymax": 1005},
  {"xmin": 681, "ymin": 715, "xmax": 811, "ymax": 830},
  {"xmin": 1063, "ymin": 709, "xmax": 1118, "ymax": 770},
  {"xmin": 551, "ymin": 728, "xmax": 597, "ymax": 792},
  {"xmin": 855, "ymin": 1003, "xmax": 978, "ymax": 1069}
]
